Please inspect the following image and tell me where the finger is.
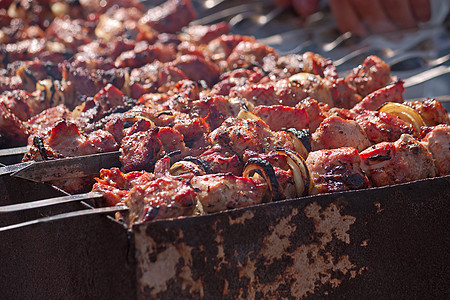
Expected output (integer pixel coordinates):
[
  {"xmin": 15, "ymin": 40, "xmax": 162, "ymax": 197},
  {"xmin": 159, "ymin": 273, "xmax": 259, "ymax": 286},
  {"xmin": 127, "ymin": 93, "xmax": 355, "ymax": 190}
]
[
  {"xmin": 350, "ymin": 0, "xmax": 397, "ymax": 34},
  {"xmin": 329, "ymin": 0, "xmax": 368, "ymax": 36},
  {"xmin": 292, "ymin": 0, "xmax": 320, "ymax": 17},
  {"xmin": 273, "ymin": 0, "xmax": 292, "ymax": 7},
  {"xmin": 409, "ymin": 0, "xmax": 431, "ymax": 22},
  {"xmin": 380, "ymin": 0, "xmax": 416, "ymax": 29}
]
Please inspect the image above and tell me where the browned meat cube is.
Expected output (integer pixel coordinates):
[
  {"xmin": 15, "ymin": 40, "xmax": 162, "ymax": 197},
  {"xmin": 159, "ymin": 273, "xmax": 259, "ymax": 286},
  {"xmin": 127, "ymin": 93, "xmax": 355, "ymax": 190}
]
[
  {"xmin": 306, "ymin": 147, "xmax": 370, "ymax": 194},
  {"xmin": 345, "ymin": 55, "xmax": 393, "ymax": 97},
  {"xmin": 312, "ymin": 116, "xmax": 371, "ymax": 152},
  {"xmin": 360, "ymin": 134, "xmax": 436, "ymax": 186},
  {"xmin": 422, "ymin": 124, "xmax": 450, "ymax": 176}
]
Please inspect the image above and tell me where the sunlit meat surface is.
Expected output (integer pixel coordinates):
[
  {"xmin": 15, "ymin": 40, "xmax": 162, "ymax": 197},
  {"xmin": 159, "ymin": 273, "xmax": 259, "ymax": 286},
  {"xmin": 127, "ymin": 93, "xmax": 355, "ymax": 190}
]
[
  {"xmin": 422, "ymin": 124, "xmax": 450, "ymax": 176},
  {"xmin": 208, "ymin": 117, "xmax": 294, "ymax": 158},
  {"xmin": 306, "ymin": 147, "xmax": 370, "ymax": 194},
  {"xmin": 120, "ymin": 125, "xmax": 163, "ymax": 172},
  {"xmin": 345, "ymin": 55, "xmax": 393, "ymax": 97},
  {"xmin": 404, "ymin": 99, "xmax": 450, "ymax": 126},
  {"xmin": 0, "ymin": 102, "xmax": 29, "ymax": 147},
  {"xmin": 355, "ymin": 110, "xmax": 416, "ymax": 144},
  {"xmin": 139, "ymin": 0, "xmax": 196, "ymax": 34},
  {"xmin": 125, "ymin": 174, "xmax": 197, "ymax": 224},
  {"xmin": 312, "ymin": 116, "xmax": 371, "ymax": 152},
  {"xmin": 93, "ymin": 167, "xmax": 154, "ymax": 207},
  {"xmin": 360, "ymin": 134, "xmax": 436, "ymax": 187},
  {"xmin": 252, "ymin": 105, "xmax": 309, "ymax": 131},
  {"xmin": 352, "ymin": 80, "xmax": 404, "ymax": 113},
  {"xmin": 26, "ymin": 104, "xmax": 72, "ymax": 137},
  {"xmin": 295, "ymin": 97, "xmax": 330, "ymax": 132},
  {"xmin": 190, "ymin": 174, "xmax": 268, "ymax": 213}
]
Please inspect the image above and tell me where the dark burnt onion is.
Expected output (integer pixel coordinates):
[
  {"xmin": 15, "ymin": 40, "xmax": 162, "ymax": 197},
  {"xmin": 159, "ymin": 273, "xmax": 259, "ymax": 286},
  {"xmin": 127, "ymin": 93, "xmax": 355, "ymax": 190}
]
[
  {"xmin": 243, "ymin": 157, "xmax": 283, "ymax": 202},
  {"xmin": 285, "ymin": 128, "xmax": 311, "ymax": 159},
  {"xmin": 170, "ymin": 156, "xmax": 210, "ymax": 176}
]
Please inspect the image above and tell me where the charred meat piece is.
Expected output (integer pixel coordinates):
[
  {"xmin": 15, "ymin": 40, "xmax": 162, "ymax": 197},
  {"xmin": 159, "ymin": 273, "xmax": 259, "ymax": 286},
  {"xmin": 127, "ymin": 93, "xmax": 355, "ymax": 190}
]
[
  {"xmin": 139, "ymin": 0, "xmax": 196, "ymax": 34},
  {"xmin": 0, "ymin": 39, "xmax": 47, "ymax": 67},
  {"xmin": 125, "ymin": 174, "xmax": 196, "ymax": 224},
  {"xmin": 26, "ymin": 104, "xmax": 72, "ymax": 137},
  {"xmin": 120, "ymin": 126, "xmax": 163, "ymax": 172},
  {"xmin": 199, "ymin": 146, "xmax": 243, "ymax": 175},
  {"xmin": 230, "ymin": 83, "xmax": 279, "ymax": 107},
  {"xmin": 23, "ymin": 120, "xmax": 100, "ymax": 161},
  {"xmin": 332, "ymin": 78, "xmax": 362, "ymax": 109},
  {"xmin": 15, "ymin": 60, "xmax": 62, "ymax": 92},
  {"xmin": 301, "ymin": 52, "xmax": 338, "ymax": 80},
  {"xmin": 226, "ymin": 39, "xmax": 277, "ymax": 69},
  {"xmin": 312, "ymin": 116, "xmax": 371, "ymax": 152},
  {"xmin": 206, "ymin": 34, "xmax": 252, "ymax": 62},
  {"xmin": 0, "ymin": 102, "xmax": 29, "ymax": 148},
  {"xmin": 0, "ymin": 90, "xmax": 39, "ymax": 121},
  {"xmin": 404, "ymin": 99, "xmax": 450, "ymax": 126},
  {"xmin": 190, "ymin": 174, "xmax": 267, "ymax": 213},
  {"xmin": 115, "ymin": 42, "xmax": 176, "ymax": 68},
  {"xmin": 355, "ymin": 110, "xmax": 416, "ymax": 144},
  {"xmin": 345, "ymin": 55, "xmax": 393, "ymax": 97},
  {"xmin": 252, "ymin": 105, "xmax": 309, "ymax": 131},
  {"xmin": 93, "ymin": 167, "xmax": 154, "ymax": 207},
  {"xmin": 283, "ymin": 75, "xmax": 336, "ymax": 107},
  {"xmin": 352, "ymin": 80, "xmax": 404, "ymax": 113},
  {"xmin": 306, "ymin": 147, "xmax": 370, "ymax": 194},
  {"xmin": 422, "ymin": 124, "xmax": 450, "ymax": 176},
  {"xmin": 46, "ymin": 18, "xmax": 93, "ymax": 52},
  {"xmin": 295, "ymin": 97, "xmax": 330, "ymax": 132},
  {"xmin": 190, "ymin": 95, "xmax": 233, "ymax": 130},
  {"xmin": 208, "ymin": 116, "xmax": 292, "ymax": 158},
  {"xmin": 169, "ymin": 55, "xmax": 221, "ymax": 87},
  {"xmin": 181, "ymin": 22, "xmax": 231, "ymax": 45},
  {"xmin": 360, "ymin": 134, "xmax": 436, "ymax": 187}
]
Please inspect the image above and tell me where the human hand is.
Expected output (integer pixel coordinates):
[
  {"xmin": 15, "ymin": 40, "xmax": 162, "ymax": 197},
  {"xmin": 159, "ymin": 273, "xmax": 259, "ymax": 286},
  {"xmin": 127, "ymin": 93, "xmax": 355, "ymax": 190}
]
[{"xmin": 274, "ymin": 0, "xmax": 431, "ymax": 36}]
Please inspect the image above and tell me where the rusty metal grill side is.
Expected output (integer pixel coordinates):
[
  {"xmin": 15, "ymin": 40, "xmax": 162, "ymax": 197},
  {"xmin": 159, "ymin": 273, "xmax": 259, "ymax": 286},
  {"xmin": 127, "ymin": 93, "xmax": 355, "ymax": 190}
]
[{"xmin": 134, "ymin": 175, "xmax": 450, "ymax": 299}]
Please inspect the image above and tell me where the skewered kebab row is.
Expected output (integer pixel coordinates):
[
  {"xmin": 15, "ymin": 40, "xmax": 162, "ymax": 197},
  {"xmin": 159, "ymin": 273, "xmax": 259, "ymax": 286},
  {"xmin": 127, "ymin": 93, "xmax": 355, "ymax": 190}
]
[{"xmin": 0, "ymin": 0, "xmax": 449, "ymax": 223}]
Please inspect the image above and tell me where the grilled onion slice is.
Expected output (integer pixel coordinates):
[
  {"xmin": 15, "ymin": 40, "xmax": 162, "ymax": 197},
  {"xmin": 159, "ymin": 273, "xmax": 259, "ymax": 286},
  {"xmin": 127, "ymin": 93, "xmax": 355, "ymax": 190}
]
[
  {"xmin": 122, "ymin": 115, "xmax": 156, "ymax": 127},
  {"xmin": 237, "ymin": 109, "xmax": 262, "ymax": 121},
  {"xmin": 289, "ymin": 72, "xmax": 314, "ymax": 83},
  {"xmin": 285, "ymin": 128, "xmax": 311, "ymax": 160},
  {"xmin": 192, "ymin": 200, "xmax": 205, "ymax": 216},
  {"xmin": 170, "ymin": 157, "xmax": 210, "ymax": 176},
  {"xmin": 243, "ymin": 158, "xmax": 282, "ymax": 202},
  {"xmin": 379, "ymin": 102, "xmax": 425, "ymax": 132},
  {"xmin": 276, "ymin": 148, "xmax": 312, "ymax": 197},
  {"xmin": 36, "ymin": 79, "xmax": 74, "ymax": 108}
]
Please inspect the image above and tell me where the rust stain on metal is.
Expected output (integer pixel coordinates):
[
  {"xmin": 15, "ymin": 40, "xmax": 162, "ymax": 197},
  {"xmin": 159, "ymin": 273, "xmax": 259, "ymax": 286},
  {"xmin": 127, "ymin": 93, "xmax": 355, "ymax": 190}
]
[
  {"xmin": 234, "ymin": 202, "xmax": 366, "ymax": 299},
  {"xmin": 304, "ymin": 202, "xmax": 354, "ymax": 244},
  {"xmin": 135, "ymin": 229, "xmax": 204, "ymax": 299},
  {"xmin": 261, "ymin": 208, "xmax": 299, "ymax": 264},
  {"xmin": 374, "ymin": 201, "xmax": 384, "ymax": 213},
  {"xmin": 213, "ymin": 227, "xmax": 229, "ymax": 272},
  {"xmin": 227, "ymin": 210, "xmax": 255, "ymax": 225}
]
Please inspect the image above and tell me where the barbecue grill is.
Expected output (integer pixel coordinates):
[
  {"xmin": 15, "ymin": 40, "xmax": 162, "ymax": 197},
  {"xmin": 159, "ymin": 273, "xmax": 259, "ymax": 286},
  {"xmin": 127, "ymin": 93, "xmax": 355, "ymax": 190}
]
[{"xmin": 0, "ymin": 0, "xmax": 449, "ymax": 299}]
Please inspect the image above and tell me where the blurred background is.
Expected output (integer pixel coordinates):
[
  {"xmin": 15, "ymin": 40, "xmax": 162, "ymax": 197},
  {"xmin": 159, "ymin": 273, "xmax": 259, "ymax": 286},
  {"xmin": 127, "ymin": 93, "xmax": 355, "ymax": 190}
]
[{"xmin": 186, "ymin": 0, "xmax": 450, "ymax": 106}]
